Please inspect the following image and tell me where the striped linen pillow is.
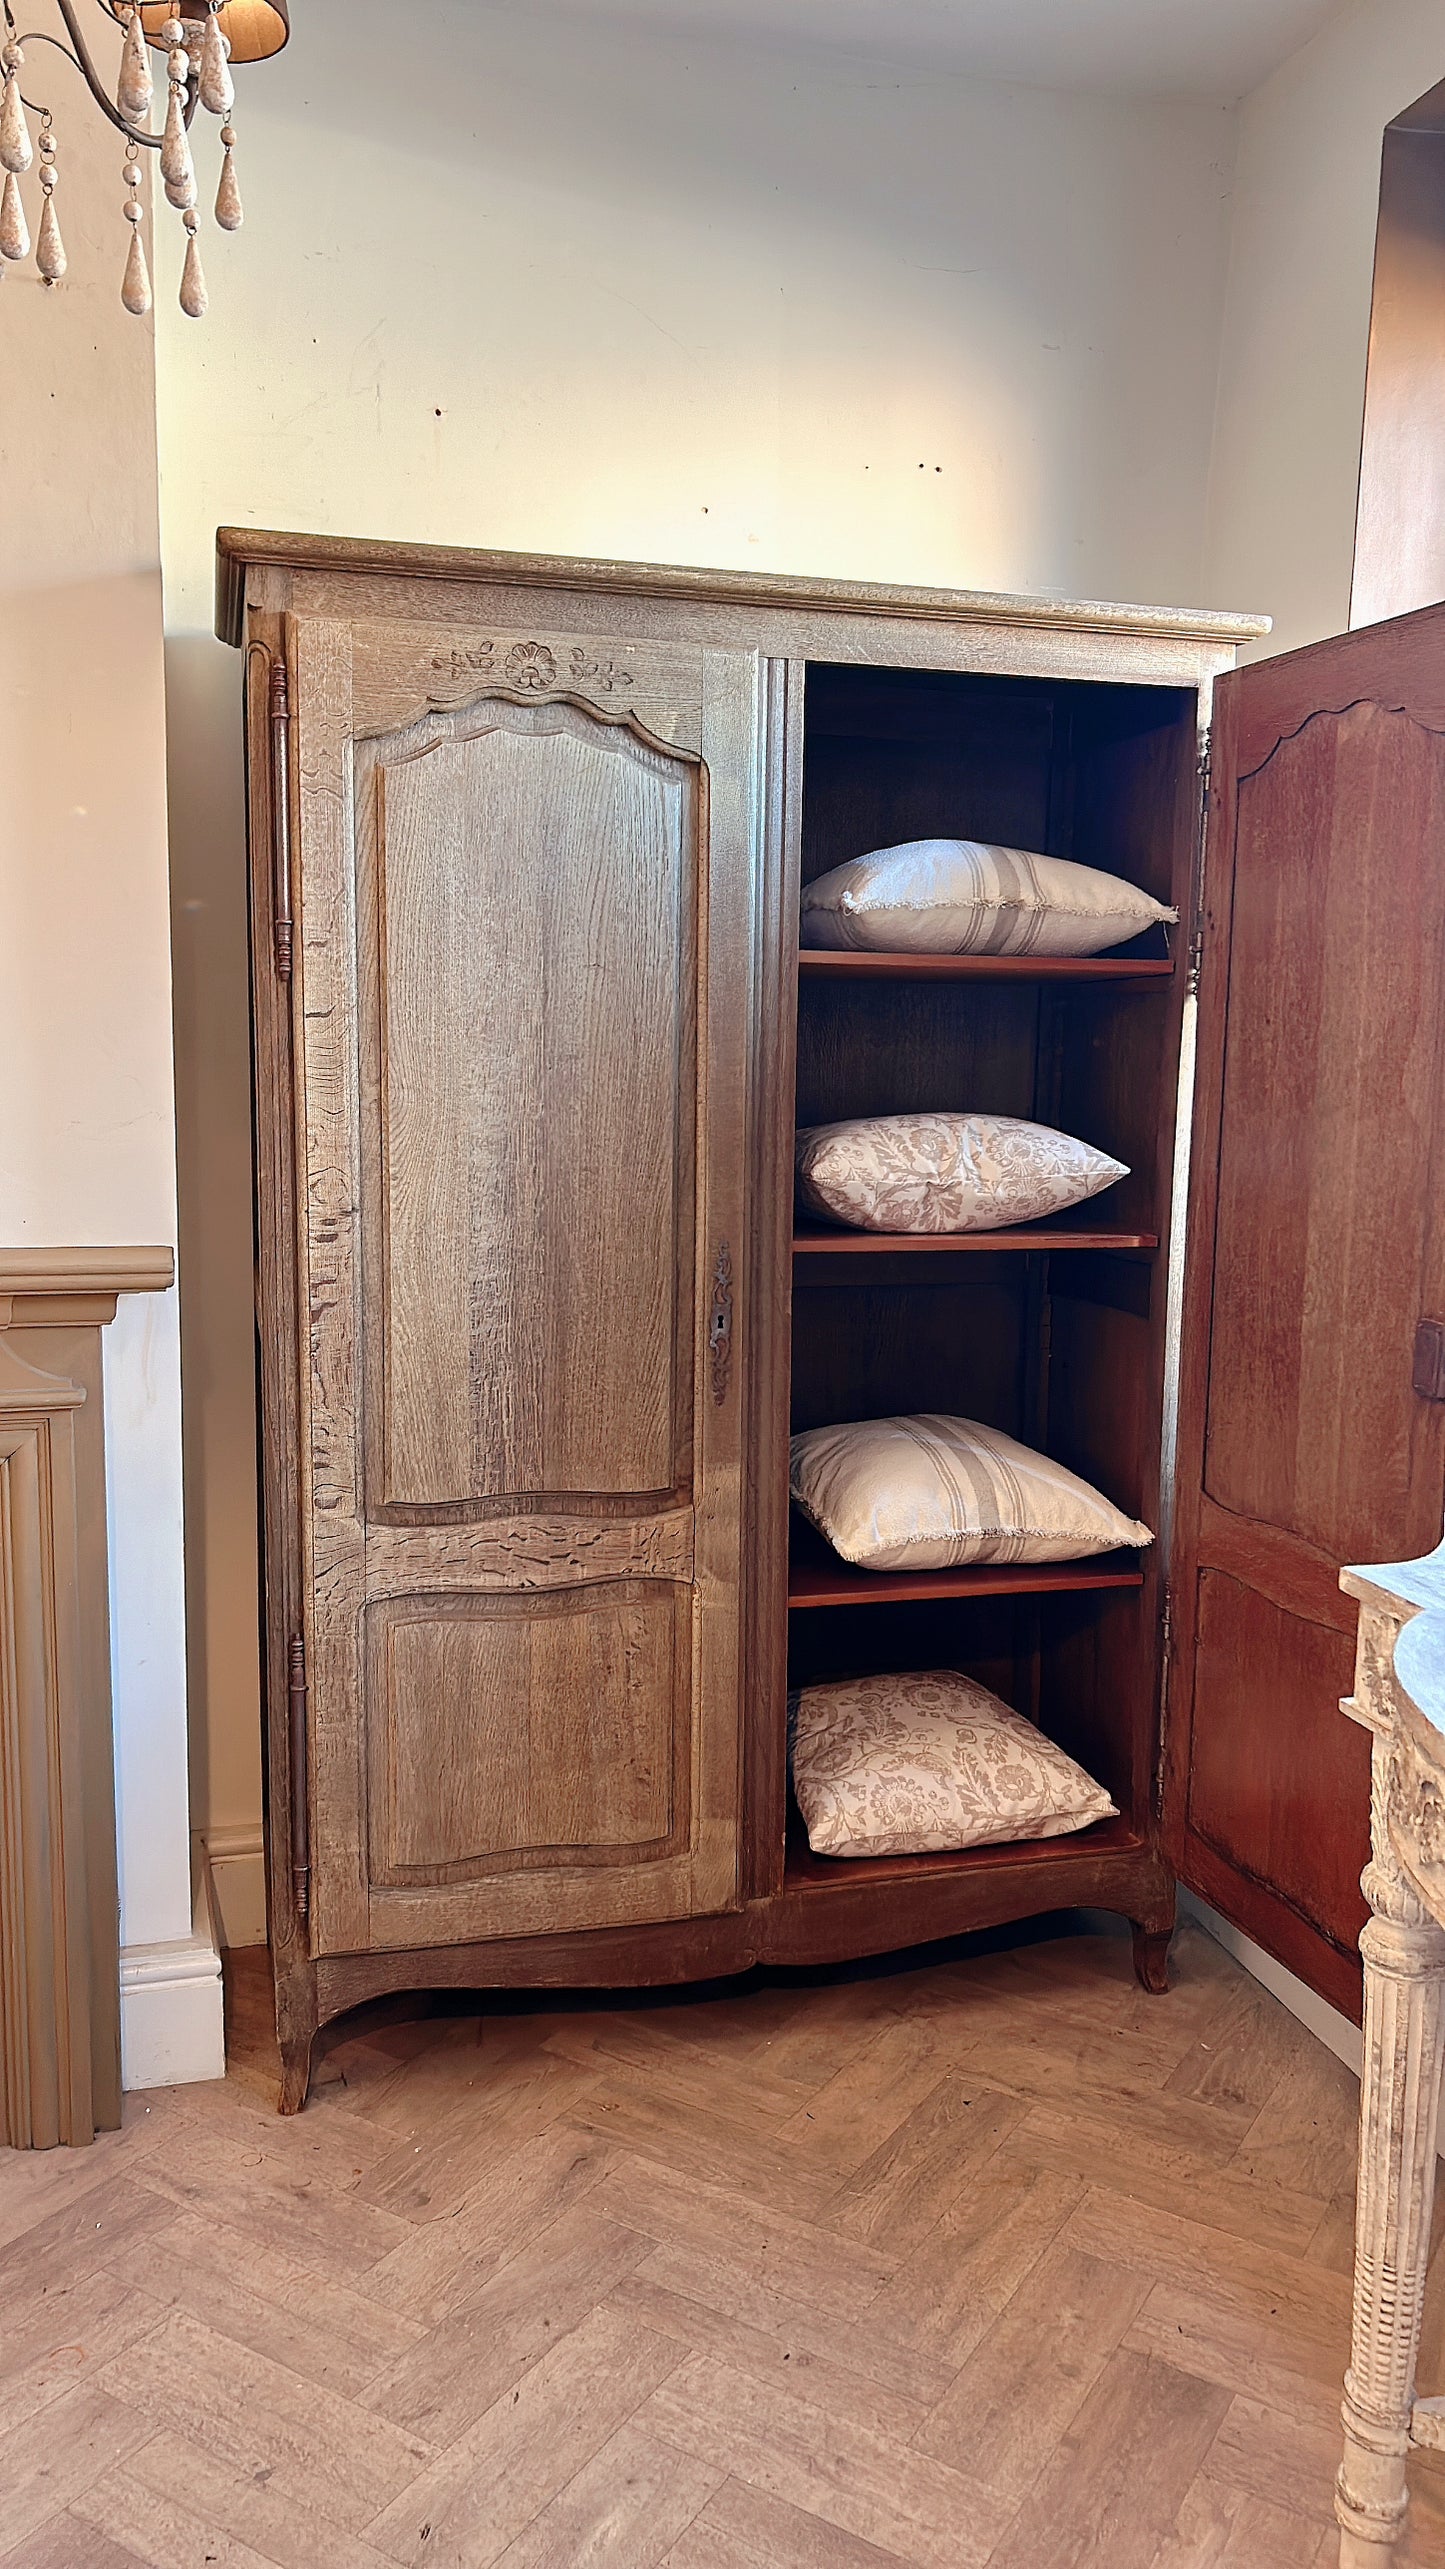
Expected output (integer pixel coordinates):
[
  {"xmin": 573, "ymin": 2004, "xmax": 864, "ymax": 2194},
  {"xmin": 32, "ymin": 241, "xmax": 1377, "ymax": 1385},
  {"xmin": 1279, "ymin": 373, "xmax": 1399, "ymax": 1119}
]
[
  {"xmin": 789, "ymin": 1413, "xmax": 1153, "ymax": 1571},
  {"xmin": 800, "ymin": 840, "xmax": 1175, "ymax": 957}
]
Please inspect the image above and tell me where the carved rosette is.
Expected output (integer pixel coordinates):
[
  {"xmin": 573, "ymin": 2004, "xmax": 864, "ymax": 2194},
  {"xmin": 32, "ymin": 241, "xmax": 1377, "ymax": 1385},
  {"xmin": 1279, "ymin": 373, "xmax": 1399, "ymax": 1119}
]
[
  {"xmin": 427, "ymin": 639, "xmax": 636, "ymax": 695},
  {"xmin": 503, "ymin": 641, "xmax": 557, "ymax": 690},
  {"xmin": 1385, "ymin": 1730, "xmax": 1445, "ymax": 1911},
  {"xmin": 1349, "ymin": 1600, "xmax": 1412, "ymax": 1739}
]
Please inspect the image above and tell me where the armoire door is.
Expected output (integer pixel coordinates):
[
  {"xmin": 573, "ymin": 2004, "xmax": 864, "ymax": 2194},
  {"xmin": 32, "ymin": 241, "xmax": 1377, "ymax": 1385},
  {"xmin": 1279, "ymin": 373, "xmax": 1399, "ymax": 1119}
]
[
  {"xmin": 1167, "ymin": 601, "xmax": 1445, "ymax": 2015},
  {"xmin": 282, "ymin": 609, "xmax": 761, "ymax": 1958}
]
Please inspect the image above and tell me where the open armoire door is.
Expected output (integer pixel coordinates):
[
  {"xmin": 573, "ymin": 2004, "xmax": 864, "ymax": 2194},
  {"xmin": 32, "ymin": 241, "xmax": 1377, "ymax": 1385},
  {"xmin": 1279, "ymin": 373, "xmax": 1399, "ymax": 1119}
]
[{"xmin": 1167, "ymin": 600, "xmax": 1445, "ymax": 2017}]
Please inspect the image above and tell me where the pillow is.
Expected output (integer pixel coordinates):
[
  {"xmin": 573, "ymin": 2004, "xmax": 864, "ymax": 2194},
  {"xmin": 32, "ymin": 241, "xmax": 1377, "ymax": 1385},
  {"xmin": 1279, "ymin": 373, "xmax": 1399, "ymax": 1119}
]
[
  {"xmin": 795, "ymin": 1112, "xmax": 1127, "ymax": 1235},
  {"xmin": 800, "ymin": 840, "xmax": 1176, "ymax": 957},
  {"xmin": 789, "ymin": 1413, "xmax": 1153, "ymax": 1570},
  {"xmin": 790, "ymin": 1668, "xmax": 1118, "ymax": 1859}
]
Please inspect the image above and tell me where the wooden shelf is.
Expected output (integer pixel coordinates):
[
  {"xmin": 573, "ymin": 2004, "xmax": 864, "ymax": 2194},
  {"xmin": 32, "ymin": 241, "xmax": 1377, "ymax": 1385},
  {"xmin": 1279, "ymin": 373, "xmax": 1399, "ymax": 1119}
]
[
  {"xmin": 792, "ymin": 1222, "xmax": 1158, "ymax": 1256},
  {"xmin": 798, "ymin": 949, "xmax": 1174, "ymax": 985},
  {"xmin": 767, "ymin": 1812, "xmax": 1160, "ymax": 1966},
  {"xmin": 783, "ymin": 1809, "xmax": 1141, "ymax": 1892},
  {"xmin": 787, "ymin": 1536, "xmax": 1146, "ymax": 1609}
]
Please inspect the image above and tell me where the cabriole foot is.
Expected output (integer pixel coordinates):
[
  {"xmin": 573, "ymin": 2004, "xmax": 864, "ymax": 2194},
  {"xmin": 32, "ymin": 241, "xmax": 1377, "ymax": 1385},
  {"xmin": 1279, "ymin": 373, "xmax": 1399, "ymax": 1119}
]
[
  {"xmin": 1131, "ymin": 1921, "xmax": 1173, "ymax": 1995},
  {"xmin": 277, "ymin": 2030, "xmax": 313, "ymax": 2116}
]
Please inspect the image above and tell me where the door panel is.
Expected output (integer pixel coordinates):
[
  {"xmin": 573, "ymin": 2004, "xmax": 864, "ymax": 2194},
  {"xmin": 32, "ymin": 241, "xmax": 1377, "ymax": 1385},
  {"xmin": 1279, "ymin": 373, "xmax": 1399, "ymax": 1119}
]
[
  {"xmin": 1170, "ymin": 603, "xmax": 1445, "ymax": 2012},
  {"xmin": 361, "ymin": 700, "xmax": 693, "ymax": 1510},
  {"xmin": 288, "ymin": 613, "xmax": 758, "ymax": 1955},
  {"xmin": 364, "ymin": 1583, "xmax": 686, "ymax": 1882},
  {"xmin": 1203, "ymin": 701, "xmax": 1445, "ymax": 1549},
  {"xmin": 1187, "ymin": 1570, "xmax": 1365, "ymax": 1948}
]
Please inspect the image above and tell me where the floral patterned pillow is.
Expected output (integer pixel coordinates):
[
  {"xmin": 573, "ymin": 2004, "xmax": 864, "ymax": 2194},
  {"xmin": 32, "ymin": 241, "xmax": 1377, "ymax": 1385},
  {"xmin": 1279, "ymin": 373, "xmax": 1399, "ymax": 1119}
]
[
  {"xmin": 790, "ymin": 1668, "xmax": 1118, "ymax": 1858},
  {"xmin": 796, "ymin": 1112, "xmax": 1127, "ymax": 1234}
]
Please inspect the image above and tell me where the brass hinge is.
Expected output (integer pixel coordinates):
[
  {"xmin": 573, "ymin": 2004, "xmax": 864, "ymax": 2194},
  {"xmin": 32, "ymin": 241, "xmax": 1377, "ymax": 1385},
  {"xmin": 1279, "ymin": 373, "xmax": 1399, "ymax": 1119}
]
[
  {"xmin": 269, "ymin": 656, "xmax": 294, "ymax": 981},
  {"xmin": 287, "ymin": 1630, "xmax": 310, "ymax": 1926},
  {"xmin": 1186, "ymin": 730, "xmax": 1211, "ymax": 998}
]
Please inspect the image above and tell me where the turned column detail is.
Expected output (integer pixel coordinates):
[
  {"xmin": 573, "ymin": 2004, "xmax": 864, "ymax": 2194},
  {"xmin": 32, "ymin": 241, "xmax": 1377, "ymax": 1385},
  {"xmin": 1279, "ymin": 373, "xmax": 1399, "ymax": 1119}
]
[
  {"xmin": 1336, "ymin": 1755, "xmax": 1445, "ymax": 2559},
  {"xmin": 1336, "ymin": 1562, "xmax": 1445, "ymax": 2565}
]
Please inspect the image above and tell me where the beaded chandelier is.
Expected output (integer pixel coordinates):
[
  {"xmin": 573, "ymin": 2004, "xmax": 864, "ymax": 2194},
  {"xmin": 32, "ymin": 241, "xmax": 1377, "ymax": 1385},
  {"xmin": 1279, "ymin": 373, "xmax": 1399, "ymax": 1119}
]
[{"xmin": 0, "ymin": 0, "xmax": 287, "ymax": 314}]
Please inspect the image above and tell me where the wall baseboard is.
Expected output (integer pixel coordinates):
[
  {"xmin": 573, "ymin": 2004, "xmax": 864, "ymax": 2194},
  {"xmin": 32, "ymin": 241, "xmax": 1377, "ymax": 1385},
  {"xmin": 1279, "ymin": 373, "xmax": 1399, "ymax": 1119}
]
[
  {"xmin": 1180, "ymin": 1888, "xmax": 1363, "ymax": 2077},
  {"xmin": 120, "ymin": 1862, "xmax": 224, "ymax": 2090},
  {"xmin": 118, "ymin": 1860, "xmax": 1372, "ymax": 2099},
  {"xmin": 200, "ymin": 1824, "xmax": 267, "ymax": 1949}
]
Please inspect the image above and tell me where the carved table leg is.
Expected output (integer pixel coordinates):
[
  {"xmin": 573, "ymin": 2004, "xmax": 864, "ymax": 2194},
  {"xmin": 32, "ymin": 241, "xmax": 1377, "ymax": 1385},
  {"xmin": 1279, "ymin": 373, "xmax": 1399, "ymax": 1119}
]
[{"xmin": 1336, "ymin": 1801, "xmax": 1445, "ymax": 2564}]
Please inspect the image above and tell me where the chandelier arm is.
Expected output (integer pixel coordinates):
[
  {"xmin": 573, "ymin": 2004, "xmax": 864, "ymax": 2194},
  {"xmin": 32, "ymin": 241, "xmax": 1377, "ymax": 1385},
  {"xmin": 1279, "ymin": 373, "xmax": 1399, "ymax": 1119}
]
[
  {"xmin": 33, "ymin": 0, "xmax": 202, "ymax": 144},
  {"xmin": 12, "ymin": 20, "xmax": 158, "ymax": 138},
  {"xmin": 50, "ymin": 0, "xmax": 144, "ymax": 133}
]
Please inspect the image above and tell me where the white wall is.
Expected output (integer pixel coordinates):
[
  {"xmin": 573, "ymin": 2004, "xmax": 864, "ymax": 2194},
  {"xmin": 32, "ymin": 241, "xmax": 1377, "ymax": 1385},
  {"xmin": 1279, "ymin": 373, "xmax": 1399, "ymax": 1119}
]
[
  {"xmin": 1204, "ymin": 0, "xmax": 1445, "ymax": 654},
  {"xmin": 154, "ymin": 0, "xmax": 1245, "ymax": 1895},
  {"xmin": 0, "ymin": 33, "xmax": 221, "ymax": 2079},
  {"xmin": 160, "ymin": 4, "xmax": 1240, "ymax": 614}
]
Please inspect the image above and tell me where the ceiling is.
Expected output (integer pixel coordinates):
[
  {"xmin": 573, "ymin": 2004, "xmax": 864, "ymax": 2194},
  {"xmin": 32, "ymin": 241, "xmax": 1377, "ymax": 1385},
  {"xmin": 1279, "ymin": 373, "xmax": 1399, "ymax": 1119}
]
[{"xmin": 528, "ymin": 0, "xmax": 1346, "ymax": 98}]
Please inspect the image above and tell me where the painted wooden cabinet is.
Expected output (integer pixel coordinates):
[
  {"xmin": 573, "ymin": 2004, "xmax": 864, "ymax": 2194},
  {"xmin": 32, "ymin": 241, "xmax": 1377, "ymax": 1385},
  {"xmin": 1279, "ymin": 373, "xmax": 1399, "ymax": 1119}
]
[{"xmin": 221, "ymin": 532, "xmax": 1442, "ymax": 2108}]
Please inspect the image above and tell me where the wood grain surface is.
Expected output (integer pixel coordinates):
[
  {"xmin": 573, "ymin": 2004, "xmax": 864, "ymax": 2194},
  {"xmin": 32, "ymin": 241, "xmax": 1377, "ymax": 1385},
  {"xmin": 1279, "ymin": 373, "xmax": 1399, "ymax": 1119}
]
[
  {"xmin": 789, "ymin": 663, "xmax": 1198, "ymax": 1871},
  {"xmin": 230, "ymin": 544, "xmax": 1271, "ymax": 2105},
  {"xmin": 215, "ymin": 524, "xmax": 1269, "ymax": 651},
  {"xmin": 792, "ymin": 1224, "xmax": 1160, "ymax": 1255},
  {"xmin": 1168, "ymin": 601, "xmax": 1445, "ymax": 2012},
  {"xmin": 0, "ymin": 1337, "xmax": 89, "ymax": 2149},
  {"xmin": 798, "ymin": 952, "xmax": 1176, "ymax": 981},
  {"xmin": 2, "ymin": 1310, "xmax": 126, "ymax": 2140},
  {"xmin": 257, "ymin": 609, "xmax": 762, "ymax": 2011},
  {"xmin": 356, "ymin": 696, "xmax": 695, "ymax": 1509},
  {"xmin": 4, "ymin": 1919, "xmax": 1439, "ymax": 2567}
]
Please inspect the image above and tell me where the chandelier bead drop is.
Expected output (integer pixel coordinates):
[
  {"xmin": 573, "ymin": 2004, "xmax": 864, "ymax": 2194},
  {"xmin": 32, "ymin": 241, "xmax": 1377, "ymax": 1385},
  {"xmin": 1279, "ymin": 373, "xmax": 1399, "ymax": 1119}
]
[
  {"xmin": 119, "ymin": 136, "xmax": 149, "ymax": 308},
  {"xmin": 34, "ymin": 108, "xmax": 63, "ymax": 279},
  {"xmin": 115, "ymin": 0, "xmax": 147, "ymax": 118}
]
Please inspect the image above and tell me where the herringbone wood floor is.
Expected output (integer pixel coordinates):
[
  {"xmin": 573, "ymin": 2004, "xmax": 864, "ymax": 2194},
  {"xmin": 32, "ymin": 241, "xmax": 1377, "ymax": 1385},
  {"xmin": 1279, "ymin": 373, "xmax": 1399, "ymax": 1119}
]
[{"xmin": 3, "ymin": 1922, "xmax": 1444, "ymax": 2568}]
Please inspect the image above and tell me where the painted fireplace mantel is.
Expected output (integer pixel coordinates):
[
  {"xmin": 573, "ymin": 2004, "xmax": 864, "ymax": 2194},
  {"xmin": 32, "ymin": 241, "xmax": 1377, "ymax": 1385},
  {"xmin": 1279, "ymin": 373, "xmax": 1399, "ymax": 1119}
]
[{"xmin": 0, "ymin": 1246, "xmax": 173, "ymax": 2148}]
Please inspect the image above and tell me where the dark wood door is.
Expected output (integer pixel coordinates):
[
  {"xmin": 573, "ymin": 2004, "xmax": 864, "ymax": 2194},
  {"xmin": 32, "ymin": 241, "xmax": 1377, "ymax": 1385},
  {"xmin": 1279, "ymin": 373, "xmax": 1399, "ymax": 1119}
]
[
  {"xmin": 1168, "ymin": 603, "xmax": 1445, "ymax": 2016},
  {"xmin": 283, "ymin": 608, "xmax": 760, "ymax": 1956}
]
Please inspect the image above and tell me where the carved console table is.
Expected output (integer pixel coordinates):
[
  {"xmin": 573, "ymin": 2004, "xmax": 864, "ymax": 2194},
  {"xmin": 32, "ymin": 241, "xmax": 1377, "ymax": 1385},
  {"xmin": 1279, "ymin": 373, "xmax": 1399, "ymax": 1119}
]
[
  {"xmin": 0, "ymin": 1248, "xmax": 173, "ymax": 2148},
  {"xmin": 1337, "ymin": 1537, "xmax": 1445, "ymax": 2560}
]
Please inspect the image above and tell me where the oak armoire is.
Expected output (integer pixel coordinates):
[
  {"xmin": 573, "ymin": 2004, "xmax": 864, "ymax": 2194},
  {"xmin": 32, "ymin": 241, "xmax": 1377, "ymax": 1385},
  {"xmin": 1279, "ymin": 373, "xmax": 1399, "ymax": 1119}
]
[{"xmin": 217, "ymin": 530, "xmax": 1445, "ymax": 2108}]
